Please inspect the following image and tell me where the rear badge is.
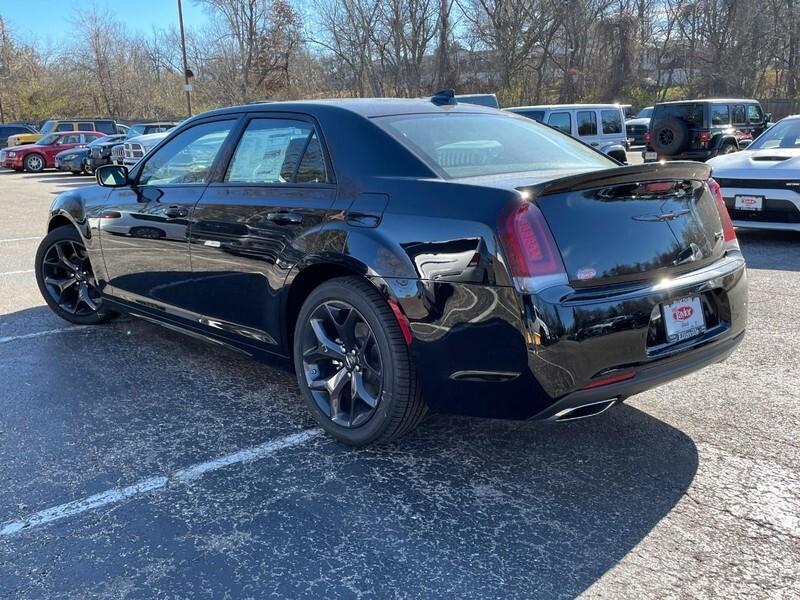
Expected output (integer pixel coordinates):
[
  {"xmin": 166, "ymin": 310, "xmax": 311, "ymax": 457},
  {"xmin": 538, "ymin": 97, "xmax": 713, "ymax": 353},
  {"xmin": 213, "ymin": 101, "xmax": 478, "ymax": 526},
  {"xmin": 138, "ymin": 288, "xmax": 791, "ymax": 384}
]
[{"xmin": 577, "ymin": 268, "xmax": 596, "ymax": 280}]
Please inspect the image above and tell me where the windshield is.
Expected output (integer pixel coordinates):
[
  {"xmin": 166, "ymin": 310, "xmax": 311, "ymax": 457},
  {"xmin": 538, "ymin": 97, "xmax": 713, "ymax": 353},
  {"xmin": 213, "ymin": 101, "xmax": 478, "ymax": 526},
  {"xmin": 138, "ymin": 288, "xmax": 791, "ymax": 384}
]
[
  {"xmin": 636, "ymin": 107, "xmax": 653, "ymax": 119},
  {"xmin": 126, "ymin": 125, "xmax": 145, "ymax": 139},
  {"xmin": 38, "ymin": 134, "xmax": 60, "ymax": 145},
  {"xmin": 749, "ymin": 119, "xmax": 800, "ymax": 150},
  {"xmin": 39, "ymin": 121, "xmax": 56, "ymax": 134},
  {"xmin": 377, "ymin": 113, "xmax": 613, "ymax": 178}
]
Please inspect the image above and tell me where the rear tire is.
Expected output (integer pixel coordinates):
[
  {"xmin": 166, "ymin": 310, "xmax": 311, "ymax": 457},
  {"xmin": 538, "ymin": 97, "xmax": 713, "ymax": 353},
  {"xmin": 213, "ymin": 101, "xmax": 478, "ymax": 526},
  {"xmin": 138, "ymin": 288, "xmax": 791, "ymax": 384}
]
[
  {"xmin": 293, "ymin": 277, "xmax": 426, "ymax": 446},
  {"xmin": 35, "ymin": 225, "xmax": 117, "ymax": 325}
]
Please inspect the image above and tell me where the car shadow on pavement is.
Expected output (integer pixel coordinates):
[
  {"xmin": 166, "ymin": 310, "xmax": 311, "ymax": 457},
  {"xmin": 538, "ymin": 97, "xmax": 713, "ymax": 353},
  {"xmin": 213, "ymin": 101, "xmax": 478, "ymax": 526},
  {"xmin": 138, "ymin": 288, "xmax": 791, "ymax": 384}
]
[
  {"xmin": 737, "ymin": 229, "xmax": 800, "ymax": 271},
  {"xmin": 1, "ymin": 308, "xmax": 698, "ymax": 599}
]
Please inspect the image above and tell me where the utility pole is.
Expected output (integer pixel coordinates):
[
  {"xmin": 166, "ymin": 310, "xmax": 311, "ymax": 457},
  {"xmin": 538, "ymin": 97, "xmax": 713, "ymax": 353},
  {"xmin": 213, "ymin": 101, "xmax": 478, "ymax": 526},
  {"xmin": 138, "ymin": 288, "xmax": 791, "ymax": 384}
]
[{"xmin": 177, "ymin": 0, "xmax": 192, "ymax": 116}]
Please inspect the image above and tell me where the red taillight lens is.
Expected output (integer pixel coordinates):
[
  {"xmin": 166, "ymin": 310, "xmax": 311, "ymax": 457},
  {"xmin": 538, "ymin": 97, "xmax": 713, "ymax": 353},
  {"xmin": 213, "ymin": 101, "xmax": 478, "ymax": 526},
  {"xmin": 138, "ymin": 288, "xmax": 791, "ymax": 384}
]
[
  {"xmin": 498, "ymin": 201, "xmax": 567, "ymax": 291},
  {"xmin": 708, "ymin": 178, "xmax": 738, "ymax": 248},
  {"xmin": 643, "ymin": 131, "xmax": 651, "ymax": 144},
  {"xmin": 699, "ymin": 131, "xmax": 712, "ymax": 144}
]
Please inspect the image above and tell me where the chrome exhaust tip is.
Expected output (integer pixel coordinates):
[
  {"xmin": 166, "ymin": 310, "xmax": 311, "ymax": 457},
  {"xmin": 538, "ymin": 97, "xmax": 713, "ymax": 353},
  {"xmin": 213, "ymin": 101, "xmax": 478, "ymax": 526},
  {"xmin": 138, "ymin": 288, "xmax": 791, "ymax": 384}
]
[{"xmin": 552, "ymin": 398, "xmax": 617, "ymax": 422}]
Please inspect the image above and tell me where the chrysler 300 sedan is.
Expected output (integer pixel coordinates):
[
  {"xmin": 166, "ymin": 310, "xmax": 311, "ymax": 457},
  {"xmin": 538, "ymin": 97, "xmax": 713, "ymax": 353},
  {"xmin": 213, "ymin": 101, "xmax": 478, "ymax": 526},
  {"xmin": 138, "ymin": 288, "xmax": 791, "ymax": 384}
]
[{"xmin": 35, "ymin": 95, "xmax": 747, "ymax": 445}]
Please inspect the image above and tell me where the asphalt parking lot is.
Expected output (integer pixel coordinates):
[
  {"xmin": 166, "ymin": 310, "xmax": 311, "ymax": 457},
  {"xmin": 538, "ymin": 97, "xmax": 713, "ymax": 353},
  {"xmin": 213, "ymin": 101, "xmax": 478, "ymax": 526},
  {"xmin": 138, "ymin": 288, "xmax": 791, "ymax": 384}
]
[{"xmin": 1, "ymin": 170, "xmax": 798, "ymax": 599}]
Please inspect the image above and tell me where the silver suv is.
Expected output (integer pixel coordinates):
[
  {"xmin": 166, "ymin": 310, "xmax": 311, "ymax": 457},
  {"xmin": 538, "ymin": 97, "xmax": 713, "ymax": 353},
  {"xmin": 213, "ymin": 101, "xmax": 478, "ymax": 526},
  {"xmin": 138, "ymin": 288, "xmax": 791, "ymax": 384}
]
[{"xmin": 505, "ymin": 103, "xmax": 628, "ymax": 162}]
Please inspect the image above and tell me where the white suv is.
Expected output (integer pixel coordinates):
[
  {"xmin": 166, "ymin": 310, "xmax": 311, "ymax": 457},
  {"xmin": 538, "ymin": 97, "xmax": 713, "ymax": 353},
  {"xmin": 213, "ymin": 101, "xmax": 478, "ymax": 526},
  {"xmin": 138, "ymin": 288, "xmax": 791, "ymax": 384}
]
[{"xmin": 505, "ymin": 103, "xmax": 629, "ymax": 163}]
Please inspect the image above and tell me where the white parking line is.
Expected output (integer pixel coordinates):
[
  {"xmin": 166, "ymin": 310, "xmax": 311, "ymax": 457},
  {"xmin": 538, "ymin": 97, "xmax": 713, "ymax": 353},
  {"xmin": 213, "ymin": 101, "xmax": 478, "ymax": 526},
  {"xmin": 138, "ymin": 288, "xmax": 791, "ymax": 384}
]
[
  {"xmin": 0, "ymin": 269, "xmax": 34, "ymax": 276},
  {"xmin": 0, "ymin": 429, "xmax": 322, "ymax": 537},
  {"xmin": 0, "ymin": 327, "xmax": 91, "ymax": 345},
  {"xmin": 0, "ymin": 236, "xmax": 40, "ymax": 243}
]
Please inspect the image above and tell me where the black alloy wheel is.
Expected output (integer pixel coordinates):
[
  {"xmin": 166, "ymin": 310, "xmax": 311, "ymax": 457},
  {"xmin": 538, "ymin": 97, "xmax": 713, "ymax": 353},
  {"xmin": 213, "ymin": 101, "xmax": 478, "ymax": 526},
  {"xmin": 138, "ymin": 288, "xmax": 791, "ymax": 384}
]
[
  {"xmin": 35, "ymin": 225, "xmax": 116, "ymax": 325},
  {"xmin": 300, "ymin": 301, "xmax": 383, "ymax": 428},
  {"xmin": 293, "ymin": 277, "xmax": 427, "ymax": 446}
]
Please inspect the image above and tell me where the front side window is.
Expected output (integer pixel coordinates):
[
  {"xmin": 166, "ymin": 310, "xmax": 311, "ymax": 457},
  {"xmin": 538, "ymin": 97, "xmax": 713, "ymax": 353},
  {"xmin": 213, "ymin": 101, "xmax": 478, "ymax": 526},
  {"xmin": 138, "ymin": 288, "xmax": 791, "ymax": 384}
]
[
  {"xmin": 378, "ymin": 112, "xmax": 613, "ymax": 179},
  {"xmin": 61, "ymin": 134, "xmax": 82, "ymax": 145},
  {"xmin": 77, "ymin": 122, "xmax": 94, "ymax": 131},
  {"xmin": 139, "ymin": 120, "xmax": 233, "ymax": 186},
  {"xmin": 519, "ymin": 110, "xmax": 545, "ymax": 122},
  {"xmin": 601, "ymin": 110, "xmax": 622, "ymax": 134},
  {"xmin": 749, "ymin": 118, "xmax": 800, "ymax": 149},
  {"xmin": 711, "ymin": 105, "xmax": 730, "ymax": 125},
  {"xmin": 747, "ymin": 104, "xmax": 764, "ymax": 124},
  {"xmin": 55, "ymin": 123, "xmax": 74, "ymax": 132},
  {"xmin": 577, "ymin": 111, "xmax": 598, "ymax": 136},
  {"xmin": 547, "ymin": 112, "xmax": 572, "ymax": 134},
  {"xmin": 226, "ymin": 119, "xmax": 326, "ymax": 184}
]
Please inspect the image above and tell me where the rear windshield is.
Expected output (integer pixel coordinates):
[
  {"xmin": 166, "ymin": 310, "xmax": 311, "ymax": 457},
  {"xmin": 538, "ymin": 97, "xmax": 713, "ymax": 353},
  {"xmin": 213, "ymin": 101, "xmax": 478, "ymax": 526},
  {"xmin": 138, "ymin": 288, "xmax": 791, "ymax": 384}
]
[
  {"xmin": 653, "ymin": 104, "xmax": 704, "ymax": 128},
  {"xmin": 376, "ymin": 113, "xmax": 613, "ymax": 178}
]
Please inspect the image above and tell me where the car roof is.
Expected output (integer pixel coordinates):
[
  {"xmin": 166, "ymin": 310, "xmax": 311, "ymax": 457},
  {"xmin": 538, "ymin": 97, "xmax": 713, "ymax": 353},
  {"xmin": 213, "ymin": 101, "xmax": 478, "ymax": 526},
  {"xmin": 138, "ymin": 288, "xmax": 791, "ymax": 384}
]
[
  {"xmin": 132, "ymin": 122, "xmax": 177, "ymax": 126},
  {"xmin": 505, "ymin": 104, "xmax": 623, "ymax": 111},
  {"xmin": 655, "ymin": 99, "xmax": 758, "ymax": 105},
  {"xmin": 196, "ymin": 98, "xmax": 500, "ymax": 120}
]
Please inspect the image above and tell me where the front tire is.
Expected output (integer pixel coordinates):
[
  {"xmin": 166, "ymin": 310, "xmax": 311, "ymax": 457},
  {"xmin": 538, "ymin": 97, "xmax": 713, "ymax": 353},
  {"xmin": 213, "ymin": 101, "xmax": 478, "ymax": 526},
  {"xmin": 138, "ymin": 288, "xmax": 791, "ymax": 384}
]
[
  {"xmin": 24, "ymin": 153, "xmax": 45, "ymax": 173},
  {"xmin": 293, "ymin": 277, "xmax": 426, "ymax": 446},
  {"xmin": 35, "ymin": 225, "xmax": 117, "ymax": 325}
]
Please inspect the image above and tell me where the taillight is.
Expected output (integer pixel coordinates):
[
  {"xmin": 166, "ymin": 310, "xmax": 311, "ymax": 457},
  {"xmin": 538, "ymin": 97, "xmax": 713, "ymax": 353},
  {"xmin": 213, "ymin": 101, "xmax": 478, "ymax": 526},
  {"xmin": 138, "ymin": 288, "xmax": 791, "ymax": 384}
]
[
  {"xmin": 498, "ymin": 201, "xmax": 567, "ymax": 292},
  {"xmin": 707, "ymin": 178, "xmax": 738, "ymax": 250},
  {"xmin": 643, "ymin": 131, "xmax": 651, "ymax": 144},
  {"xmin": 699, "ymin": 131, "xmax": 712, "ymax": 144}
]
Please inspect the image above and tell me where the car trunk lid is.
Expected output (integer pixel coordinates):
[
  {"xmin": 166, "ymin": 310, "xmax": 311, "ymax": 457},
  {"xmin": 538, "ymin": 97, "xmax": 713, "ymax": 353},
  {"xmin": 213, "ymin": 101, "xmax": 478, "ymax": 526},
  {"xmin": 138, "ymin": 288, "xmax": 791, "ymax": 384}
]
[{"xmin": 517, "ymin": 162, "xmax": 726, "ymax": 287}]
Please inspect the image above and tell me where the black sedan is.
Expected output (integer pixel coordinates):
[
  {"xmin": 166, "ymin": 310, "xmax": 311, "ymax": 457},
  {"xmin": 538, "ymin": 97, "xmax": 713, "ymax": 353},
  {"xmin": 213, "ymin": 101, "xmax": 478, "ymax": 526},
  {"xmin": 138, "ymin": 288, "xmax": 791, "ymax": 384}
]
[
  {"xmin": 55, "ymin": 134, "xmax": 126, "ymax": 174},
  {"xmin": 35, "ymin": 96, "xmax": 747, "ymax": 445}
]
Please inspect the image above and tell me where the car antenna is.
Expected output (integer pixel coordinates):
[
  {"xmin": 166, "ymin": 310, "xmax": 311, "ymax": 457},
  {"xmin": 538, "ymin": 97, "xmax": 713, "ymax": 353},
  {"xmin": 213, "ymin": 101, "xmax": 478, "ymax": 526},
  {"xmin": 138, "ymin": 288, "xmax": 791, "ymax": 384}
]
[{"xmin": 431, "ymin": 89, "xmax": 457, "ymax": 106}]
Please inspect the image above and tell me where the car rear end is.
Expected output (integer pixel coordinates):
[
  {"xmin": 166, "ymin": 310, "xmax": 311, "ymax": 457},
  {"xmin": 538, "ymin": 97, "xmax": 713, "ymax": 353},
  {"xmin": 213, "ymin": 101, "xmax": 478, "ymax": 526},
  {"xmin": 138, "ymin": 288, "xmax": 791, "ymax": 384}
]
[
  {"xmin": 644, "ymin": 102, "xmax": 714, "ymax": 162},
  {"xmin": 497, "ymin": 163, "xmax": 746, "ymax": 419}
]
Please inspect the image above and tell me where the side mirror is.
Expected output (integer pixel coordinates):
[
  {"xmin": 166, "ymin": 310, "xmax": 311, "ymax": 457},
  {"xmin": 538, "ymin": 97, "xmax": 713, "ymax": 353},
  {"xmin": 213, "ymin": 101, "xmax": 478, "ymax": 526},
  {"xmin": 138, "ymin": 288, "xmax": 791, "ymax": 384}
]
[
  {"xmin": 96, "ymin": 164, "xmax": 129, "ymax": 187},
  {"xmin": 764, "ymin": 112, "xmax": 772, "ymax": 123},
  {"xmin": 738, "ymin": 139, "xmax": 752, "ymax": 149}
]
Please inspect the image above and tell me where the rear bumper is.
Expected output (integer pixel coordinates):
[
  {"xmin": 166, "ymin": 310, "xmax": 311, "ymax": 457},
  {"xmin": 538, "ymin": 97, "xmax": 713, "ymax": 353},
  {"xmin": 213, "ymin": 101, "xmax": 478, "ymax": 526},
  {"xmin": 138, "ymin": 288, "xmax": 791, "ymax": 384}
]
[
  {"xmin": 531, "ymin": 329, "xmax": 744, "ymax": 420},
  {"xmin": 643, "ymin": 149, "xmax": 715, "ymax": 162},
  {"xmin": 402, "ymin": 252, "xmax": 747, "ymax": 420}
]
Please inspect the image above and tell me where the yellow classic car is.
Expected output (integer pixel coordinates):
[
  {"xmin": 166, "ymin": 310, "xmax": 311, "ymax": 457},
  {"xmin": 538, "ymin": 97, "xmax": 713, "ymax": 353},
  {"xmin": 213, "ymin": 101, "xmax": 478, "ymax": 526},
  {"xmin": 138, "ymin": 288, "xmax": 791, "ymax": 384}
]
[{"xmin": 7, "ymin": 119, "xmax": 122, "ymax": 146}]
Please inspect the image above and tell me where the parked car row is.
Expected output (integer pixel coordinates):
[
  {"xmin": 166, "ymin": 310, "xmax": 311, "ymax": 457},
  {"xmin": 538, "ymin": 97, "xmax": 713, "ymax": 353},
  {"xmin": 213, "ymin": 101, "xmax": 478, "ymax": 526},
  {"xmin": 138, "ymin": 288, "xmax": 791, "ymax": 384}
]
[{"xmin": 0, "ymin": 119, "xmax": 177, "ymax": 174}]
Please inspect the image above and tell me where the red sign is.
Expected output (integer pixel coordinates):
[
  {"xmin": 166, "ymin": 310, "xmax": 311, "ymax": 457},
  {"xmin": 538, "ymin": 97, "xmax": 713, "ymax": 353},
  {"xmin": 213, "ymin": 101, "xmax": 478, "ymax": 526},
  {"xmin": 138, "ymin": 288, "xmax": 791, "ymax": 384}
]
[{"xmin": 672, "ymin": 305, "xmax": 694, "ymax": 321}]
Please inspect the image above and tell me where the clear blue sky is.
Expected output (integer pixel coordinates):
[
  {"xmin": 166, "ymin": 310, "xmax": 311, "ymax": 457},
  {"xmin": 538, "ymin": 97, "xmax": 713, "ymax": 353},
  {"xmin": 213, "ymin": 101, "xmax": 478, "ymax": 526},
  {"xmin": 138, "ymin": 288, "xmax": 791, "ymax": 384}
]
[{"xmin": 0, "ymin": 0, "xmax": 209, "ymax": 42}]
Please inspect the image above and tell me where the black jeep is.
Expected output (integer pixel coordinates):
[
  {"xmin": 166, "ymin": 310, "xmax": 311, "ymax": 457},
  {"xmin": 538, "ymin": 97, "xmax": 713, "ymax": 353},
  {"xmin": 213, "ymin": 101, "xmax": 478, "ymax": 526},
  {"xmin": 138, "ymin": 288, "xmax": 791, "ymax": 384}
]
[{"xmin": 643, "ymin": 99, "xmax": 771, "ymax": 162}]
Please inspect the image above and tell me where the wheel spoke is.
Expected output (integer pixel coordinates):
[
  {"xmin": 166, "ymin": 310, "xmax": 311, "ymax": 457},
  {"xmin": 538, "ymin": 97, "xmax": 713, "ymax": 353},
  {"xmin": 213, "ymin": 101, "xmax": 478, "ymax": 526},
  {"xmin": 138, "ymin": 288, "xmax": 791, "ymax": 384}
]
[
  {"xmin": 305, "ymin": 318, "xmax": 345, "ymax": 361},
  {"xmin": 77, "ymin": 284, "xmax": 98, "ymax": 312},
  {"xmin": 45, "ymin": 275, "xmax": 78, "ymax": 294},
  {"xmin": 324, "ymin": 368, "xmax": 349, "ymax": 421},
  {"xmin": 351, "ymin": 371, "xmax": 378, "ymax": 408},
  {"xmin": 55, "ymin": 243, "xmax": 79, "ymax": 272}
]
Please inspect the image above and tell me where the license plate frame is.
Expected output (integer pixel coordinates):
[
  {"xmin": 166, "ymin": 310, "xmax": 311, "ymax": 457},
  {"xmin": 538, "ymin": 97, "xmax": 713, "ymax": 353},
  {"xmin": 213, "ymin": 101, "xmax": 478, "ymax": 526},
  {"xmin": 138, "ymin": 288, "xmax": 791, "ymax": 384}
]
[
  {"xmin": 734, "ymin": 195, "xmax": 764, "ymax": 211},
  {"xmin": 662, "ymin": 296, "xmax": 706, "ymax": 343},
  {"xmin": 644, "ymin": 151, "xmax": 658, "ymax": 161}
]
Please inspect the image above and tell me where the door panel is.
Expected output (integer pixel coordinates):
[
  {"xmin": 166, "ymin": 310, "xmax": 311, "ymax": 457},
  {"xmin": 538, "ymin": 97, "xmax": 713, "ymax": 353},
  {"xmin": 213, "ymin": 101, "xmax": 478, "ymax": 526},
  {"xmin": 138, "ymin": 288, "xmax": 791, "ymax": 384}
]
[
  {"xmin": 99, "ymin": 119, "xmax": 236, "ymax": 314},
  {"xmin": 185, "ymin": 116, "xmax": 336, "ymax": 352}
]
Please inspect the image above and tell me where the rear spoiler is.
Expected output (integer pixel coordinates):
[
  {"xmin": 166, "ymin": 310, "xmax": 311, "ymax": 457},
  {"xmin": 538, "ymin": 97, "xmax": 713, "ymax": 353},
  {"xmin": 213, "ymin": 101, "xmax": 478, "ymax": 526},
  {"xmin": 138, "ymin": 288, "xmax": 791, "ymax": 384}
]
[{"xmin": 527, "ymin": 161, "xmax": 712, "ymax": 197}]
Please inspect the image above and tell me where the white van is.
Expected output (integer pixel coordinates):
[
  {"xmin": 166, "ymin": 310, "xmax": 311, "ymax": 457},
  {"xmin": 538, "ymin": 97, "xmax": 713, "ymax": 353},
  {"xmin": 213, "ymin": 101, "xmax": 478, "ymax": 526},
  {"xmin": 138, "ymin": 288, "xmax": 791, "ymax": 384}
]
[{"xmin": 505, "ymin": 104, "xmax": 629, "ymax": 163}]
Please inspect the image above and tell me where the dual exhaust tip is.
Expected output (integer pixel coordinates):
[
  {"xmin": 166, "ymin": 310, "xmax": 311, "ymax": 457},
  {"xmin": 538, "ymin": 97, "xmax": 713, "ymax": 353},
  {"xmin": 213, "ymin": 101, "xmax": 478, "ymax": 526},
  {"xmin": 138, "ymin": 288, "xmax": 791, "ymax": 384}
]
[{"xmin": 551, "ymin": 398, "xmax": 618, "ymax": 422}]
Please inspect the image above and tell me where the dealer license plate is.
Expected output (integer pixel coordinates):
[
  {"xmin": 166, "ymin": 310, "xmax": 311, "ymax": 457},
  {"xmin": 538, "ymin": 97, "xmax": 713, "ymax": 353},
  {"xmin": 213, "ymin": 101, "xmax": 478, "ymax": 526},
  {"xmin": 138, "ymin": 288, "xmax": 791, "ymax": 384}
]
[
  {"xmin": 734, "ymin": 195, "xmax": 763, "ymax": 211},
  {"xmin": 663, "ymin": 296, "xmax": 706, "ymax": 343}
]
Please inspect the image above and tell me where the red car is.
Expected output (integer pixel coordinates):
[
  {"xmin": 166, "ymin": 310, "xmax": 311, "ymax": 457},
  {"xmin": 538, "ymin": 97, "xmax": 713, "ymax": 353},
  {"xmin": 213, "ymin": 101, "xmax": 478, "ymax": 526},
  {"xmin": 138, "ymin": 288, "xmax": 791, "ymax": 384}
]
[{"xmin": 2, "ymin": 131, "xmax": 107, "ymax": 172}]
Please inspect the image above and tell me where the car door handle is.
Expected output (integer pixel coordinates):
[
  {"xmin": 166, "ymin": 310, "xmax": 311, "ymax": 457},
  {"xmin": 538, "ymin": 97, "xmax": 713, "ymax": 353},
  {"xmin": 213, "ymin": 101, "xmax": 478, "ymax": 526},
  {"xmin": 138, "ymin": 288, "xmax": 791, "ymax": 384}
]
[
  {"xmin": 590, "ymin": 142, "xmax": 599, "ymax": 146},
  {"xmin": 265, "ymin": 212, "xmax": 303, "ymax": 224},
  {"xmin": 164, "ymin": 206, "xmax": 189, "ymax": 218}
]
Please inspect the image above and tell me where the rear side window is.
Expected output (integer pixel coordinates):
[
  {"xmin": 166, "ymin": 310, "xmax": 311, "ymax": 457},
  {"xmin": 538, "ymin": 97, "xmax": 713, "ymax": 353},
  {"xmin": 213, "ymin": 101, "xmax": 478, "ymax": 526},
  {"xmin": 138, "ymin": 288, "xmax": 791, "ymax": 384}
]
[
  {"xmin": 577, "ymin": 111, "xmax": 597, "ymax": 136},
  {"xmin": 732, "ymin": 105, "xmax": 746, "ymax": 124},
  {"xmin": 226, "ymin": 118, "xmax": 325, "ymax": 184},
  {"xmin": 601, "ymin": 110, "xmax": 622, "ymax": 134},
  {"xmin": 77, "ymin": 122, "xmax": 94, "ymax": 131},
  {"xmin": 711, "ymin": 105, "xmax": 730, "ymax": 125},
  {"xmin": 654, "ymin": 104, "xmax": 704, "ymax": 128},
  {"xmin": 747, "ymin": 104, "xmax": 763, "ymax": 124},
  {"xmin": 547, "ymin": 112, "xmax": 571, "ymax": 134},
  {"xmin": 516, "ymin": 110, "xmax": 544, "ymax": 122},
  {"xmin": 378, "ymin": 112, "xmax": 613, "ymax": 178},
  {"xmin": 94, "ymin": 121, "xmax": 117, "ymax": 134},
  {"xmin": 55, "ymin": 123, "xmax": 74, "ymax": 132}
]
